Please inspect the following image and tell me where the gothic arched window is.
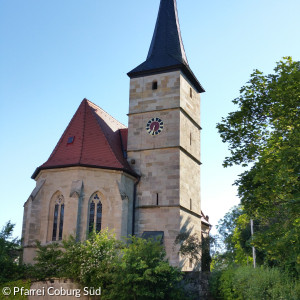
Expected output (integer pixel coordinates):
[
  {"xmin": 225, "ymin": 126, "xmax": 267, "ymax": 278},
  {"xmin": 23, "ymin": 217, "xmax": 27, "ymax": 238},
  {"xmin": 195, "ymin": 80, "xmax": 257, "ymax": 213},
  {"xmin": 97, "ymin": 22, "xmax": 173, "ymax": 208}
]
[
  {"xmin": 52, "ymin": 194, "xmax": 65, "ymax": 241},
  {"xmin": 88, "ymin": 193, "xmax": 102, "ymax": 234}
]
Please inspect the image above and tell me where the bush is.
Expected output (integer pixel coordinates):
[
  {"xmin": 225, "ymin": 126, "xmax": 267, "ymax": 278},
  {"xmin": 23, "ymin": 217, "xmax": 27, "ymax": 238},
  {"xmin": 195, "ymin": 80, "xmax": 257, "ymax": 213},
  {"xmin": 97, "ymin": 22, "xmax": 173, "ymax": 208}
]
[
  {"xmin": 109, "ymin": 236, "xmax": 185, "ymax": 300},
  {"xmin": 32, "ymin": 230, "xmax": 186, "ymax": 299},
  {"xmin": 209, "ymin": 269, "xmax": 222, "ymax": 299},
  {"xmin": 210, "ymin": 266, "xmax": 300, "ymax": 300},
  {"xmin": 71, "ymin": 229, "xmax": 121, "ymax": 294},
  {"xmin": 31, "ymin": 241, "xmax": 64, "ymax": 280}
]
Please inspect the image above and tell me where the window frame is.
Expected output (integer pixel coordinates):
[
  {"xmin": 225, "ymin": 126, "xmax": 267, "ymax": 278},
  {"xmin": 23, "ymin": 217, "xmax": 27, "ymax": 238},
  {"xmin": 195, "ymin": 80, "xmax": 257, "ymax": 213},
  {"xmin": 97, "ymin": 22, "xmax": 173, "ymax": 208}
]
[{"xmin": 88, "ymin": 193, "xmax": 102, "ymax": 234}]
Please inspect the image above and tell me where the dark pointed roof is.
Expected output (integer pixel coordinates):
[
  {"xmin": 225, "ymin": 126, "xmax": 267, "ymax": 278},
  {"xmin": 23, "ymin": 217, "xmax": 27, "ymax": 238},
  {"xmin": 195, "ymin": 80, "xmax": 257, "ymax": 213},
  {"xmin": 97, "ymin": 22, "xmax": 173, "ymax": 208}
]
[
  {"xmin": 128, "ymin": 0, "xmax": 204, "ymax": 93},
  {"xmin": 32, "ymin": 99, "xmax": 136, "ymax": 179}
]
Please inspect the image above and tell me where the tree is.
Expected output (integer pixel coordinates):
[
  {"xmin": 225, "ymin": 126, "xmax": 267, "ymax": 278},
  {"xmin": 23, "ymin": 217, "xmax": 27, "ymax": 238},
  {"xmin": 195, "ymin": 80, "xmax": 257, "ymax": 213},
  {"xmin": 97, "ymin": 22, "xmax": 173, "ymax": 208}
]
[
  {"xmin": 211, "ymin": 206, "xmax": 254, "ymax": 269},
  {"xmin": 217, "ymin": 57, "xmax": 299, "ymax": 169},
  {"xmin": 0, "ymin": 221, "xmax": 23, "ymax": 283},
  {"xmin": 217, "ymin": 57, "xmax": 300, "ymax": 275}
]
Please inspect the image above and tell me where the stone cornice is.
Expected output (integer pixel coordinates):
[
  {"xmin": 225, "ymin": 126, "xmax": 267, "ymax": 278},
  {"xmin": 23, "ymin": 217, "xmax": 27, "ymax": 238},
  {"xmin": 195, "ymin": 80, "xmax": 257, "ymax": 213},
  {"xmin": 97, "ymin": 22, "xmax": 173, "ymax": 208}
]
[
  {"xmin": 136, "ymin": 204, "xmax": 203, "ymax": 219},
  {"xmin": 128, "ymin": 107, "xmax": 202, "ymax": 130},
  {"xmin": 127, "ymin": 146, "xmax": 202, "ymax": 165}
]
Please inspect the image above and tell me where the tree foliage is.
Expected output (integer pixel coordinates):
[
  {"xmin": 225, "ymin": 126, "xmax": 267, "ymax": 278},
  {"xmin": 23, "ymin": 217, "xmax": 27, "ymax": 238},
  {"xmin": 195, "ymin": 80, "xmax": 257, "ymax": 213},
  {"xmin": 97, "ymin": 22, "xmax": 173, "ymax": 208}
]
[
  {"xmin": 33, "ymin": 241, "xmax": 64, "ymax": 280},
  {"xmin": 211, "ymin": 206, "xmax": 253, "ymax": 269},
  {"xmin": 0, "ymin": 222, "xmax": 23, "ymax": 283},
  {"xmin": 110, "ymin": 236, "xmax": 185, "ymax": 300},
  {"xmin": 31, "ymin": 230, "xmax": 185, "ymax": 300},
  {"xmin": 216, "ymin": 57, "xmax": 300, "ymax": 276},
  {"xmin": 217, "ymin": 56, "xmax": 299, "ymax": 169}
]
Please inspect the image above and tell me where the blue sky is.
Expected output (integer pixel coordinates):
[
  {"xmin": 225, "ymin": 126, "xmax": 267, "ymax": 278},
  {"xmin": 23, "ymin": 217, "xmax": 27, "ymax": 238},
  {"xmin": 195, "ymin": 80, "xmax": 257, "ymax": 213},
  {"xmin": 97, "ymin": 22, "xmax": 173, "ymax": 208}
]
[{"xmin": 1, "ymin": 0, "xmax": 299, "ymax": 237}]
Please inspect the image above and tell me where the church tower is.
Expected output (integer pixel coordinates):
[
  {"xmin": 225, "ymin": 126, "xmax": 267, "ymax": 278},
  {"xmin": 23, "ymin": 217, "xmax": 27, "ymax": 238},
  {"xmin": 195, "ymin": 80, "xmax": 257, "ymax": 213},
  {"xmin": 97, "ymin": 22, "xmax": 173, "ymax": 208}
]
[
  {"xmin": 127, "ymin": 0, "xmax": 205, "ymax": 270},
  {"xmin": 22, "ymin": 0, "xmax": 209, "ymax": 271}
]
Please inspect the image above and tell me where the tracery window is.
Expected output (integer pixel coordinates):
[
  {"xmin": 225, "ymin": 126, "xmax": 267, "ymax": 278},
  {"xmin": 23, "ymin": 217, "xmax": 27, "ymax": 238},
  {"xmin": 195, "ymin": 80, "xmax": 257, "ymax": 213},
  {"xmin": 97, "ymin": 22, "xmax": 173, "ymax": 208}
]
[
  {"xmin": 88, "ymin": 193, "xmax": 102, "ymax": 234},
  {"xmin": 52, "ymin": 194, "xmax": 65, "ymax": 241}
]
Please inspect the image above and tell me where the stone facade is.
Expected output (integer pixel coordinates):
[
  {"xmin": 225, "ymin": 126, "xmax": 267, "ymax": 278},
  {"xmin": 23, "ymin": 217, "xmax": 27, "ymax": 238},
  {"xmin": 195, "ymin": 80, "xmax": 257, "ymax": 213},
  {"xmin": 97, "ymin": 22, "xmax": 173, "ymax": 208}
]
[
  {"xmin": 22, "ymin": 71, "xmax": 206, "ymax": 270},
  {"xmin": 22, "ymin": 167, "xmax": 135, "ymax": 264},
  {"xmin": 127, "ymin": 71, "xmax": 202, "ymax": 270}
]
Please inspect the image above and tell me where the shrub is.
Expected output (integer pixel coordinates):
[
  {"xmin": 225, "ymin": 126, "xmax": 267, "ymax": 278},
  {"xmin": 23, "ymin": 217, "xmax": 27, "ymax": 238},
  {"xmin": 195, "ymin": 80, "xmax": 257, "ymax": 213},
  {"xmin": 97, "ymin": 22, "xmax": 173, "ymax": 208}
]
[
  {"xmin": 29, "ymin": 231, "xmax": 187, "ymax": 299},
  {"xmin": 109, "ymin": 236, "xmax": 185, "ymax": 300},
  {"xmin": 210, "ymin": 266, "xmax": 300, "ymax": 300},
  {"xmin": 61, "ymin": 236, "xmax": 83, "ymax": 282},
  {"xmin": 32, "ymin": 241, "xmax": 64, "ymax": 280},
  {"xmin": 208, "ymin": 269, "xmax": 222, "ymax": 299},
  {"xmin": 73, "ymin": 229, "xmax": 121, "ymax": 294}
]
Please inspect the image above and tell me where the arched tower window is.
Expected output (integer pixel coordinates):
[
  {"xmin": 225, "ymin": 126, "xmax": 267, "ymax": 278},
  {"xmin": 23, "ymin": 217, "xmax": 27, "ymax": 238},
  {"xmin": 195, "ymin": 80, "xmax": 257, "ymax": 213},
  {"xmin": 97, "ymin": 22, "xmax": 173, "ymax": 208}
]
[
  {"xmin": 88, "ymin": 193, "xmax": 102, "ymax": 234},
  {"xmin": 52, "ymin": 194, "xmax": 65, "ymax": 241}
]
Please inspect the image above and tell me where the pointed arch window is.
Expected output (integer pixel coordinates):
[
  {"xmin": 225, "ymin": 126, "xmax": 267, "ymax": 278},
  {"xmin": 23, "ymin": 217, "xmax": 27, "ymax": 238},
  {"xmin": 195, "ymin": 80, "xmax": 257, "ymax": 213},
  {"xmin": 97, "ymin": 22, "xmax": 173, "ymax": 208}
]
[
  {"xmin": 52, "ymin": 195, "xmax": 65, "ymax": 241},
  {"xmin": 88, "ymin": 193, "xmax": 102, "ymax": 234}
]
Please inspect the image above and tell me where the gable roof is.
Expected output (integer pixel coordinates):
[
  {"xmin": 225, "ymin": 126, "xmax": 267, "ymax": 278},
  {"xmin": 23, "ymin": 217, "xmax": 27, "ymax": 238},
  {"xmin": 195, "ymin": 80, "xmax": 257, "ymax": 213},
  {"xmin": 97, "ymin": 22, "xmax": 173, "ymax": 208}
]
[
  {"xmin": 128, "ymin": 0, "xmax": 205, "ymax": 93},
  {"xmin": 32, "ymin": 99, "xmax": 136, "ymax": 179}
]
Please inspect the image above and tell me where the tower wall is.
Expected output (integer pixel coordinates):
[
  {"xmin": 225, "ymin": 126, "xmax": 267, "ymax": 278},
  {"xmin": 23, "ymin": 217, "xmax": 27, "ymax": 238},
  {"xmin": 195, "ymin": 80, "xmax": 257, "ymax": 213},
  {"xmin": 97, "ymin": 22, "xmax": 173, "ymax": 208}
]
[{"xmin": 127, "ymin": 71, "xmax": 202, "ymax": 269}]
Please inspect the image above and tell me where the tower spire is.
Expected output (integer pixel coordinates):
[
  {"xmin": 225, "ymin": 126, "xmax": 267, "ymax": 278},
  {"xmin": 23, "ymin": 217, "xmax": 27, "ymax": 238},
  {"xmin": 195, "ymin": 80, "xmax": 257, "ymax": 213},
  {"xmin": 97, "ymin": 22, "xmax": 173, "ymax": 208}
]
[
  {"xmin": 128, "ymin": 0, "xmax": 204, "ymax": 93},
  {"xmin": 147, "ymin": 0, "xmax": 188, "ymax": 65}
]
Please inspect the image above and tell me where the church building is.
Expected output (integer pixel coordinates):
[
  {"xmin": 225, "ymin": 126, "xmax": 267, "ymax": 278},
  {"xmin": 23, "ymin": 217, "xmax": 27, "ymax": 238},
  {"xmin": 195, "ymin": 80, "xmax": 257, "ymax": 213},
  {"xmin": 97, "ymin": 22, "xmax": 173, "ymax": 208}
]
[{"xmin": 22, "ymin": 0, "xmax": 210, "ymax": 271}]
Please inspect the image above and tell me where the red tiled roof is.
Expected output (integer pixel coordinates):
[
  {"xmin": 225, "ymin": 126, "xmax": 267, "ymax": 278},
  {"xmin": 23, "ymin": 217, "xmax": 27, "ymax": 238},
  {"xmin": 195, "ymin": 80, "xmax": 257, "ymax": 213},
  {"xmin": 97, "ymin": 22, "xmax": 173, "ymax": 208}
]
[
  {"xmin": 119, "ymin": 128, "xmax": 128, "ymax": 152},
  {"xmin": 32, "ymin": 99, "xmax": 135, "ymax": 178}
]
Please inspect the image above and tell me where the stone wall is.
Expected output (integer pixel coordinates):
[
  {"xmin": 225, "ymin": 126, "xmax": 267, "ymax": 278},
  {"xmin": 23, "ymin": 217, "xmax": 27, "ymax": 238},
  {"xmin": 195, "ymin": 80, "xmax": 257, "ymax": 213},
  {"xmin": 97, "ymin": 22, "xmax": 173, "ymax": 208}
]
[
  {"xmin": 28, "ymin": 279, "xmax": 99, "ymax": 300},
  {"xmin": 183, "ymin": 272, "xmax": 212, "ymax": 300},
  {"xmin": 22, "ymin": 167, "xmax": 135, "ymax": 264},
  {"xmin": 25, "ymin": 274, "xmax": 211, "ymax": 300}
]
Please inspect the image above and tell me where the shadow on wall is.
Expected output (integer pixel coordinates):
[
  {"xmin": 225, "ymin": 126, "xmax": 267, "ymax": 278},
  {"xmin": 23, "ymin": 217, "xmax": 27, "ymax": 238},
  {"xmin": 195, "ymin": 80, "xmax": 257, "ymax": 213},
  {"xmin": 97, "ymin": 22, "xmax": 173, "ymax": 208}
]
[{"xmin": 174, "ymin": 216, "xmax": 198, "ymax": 271}]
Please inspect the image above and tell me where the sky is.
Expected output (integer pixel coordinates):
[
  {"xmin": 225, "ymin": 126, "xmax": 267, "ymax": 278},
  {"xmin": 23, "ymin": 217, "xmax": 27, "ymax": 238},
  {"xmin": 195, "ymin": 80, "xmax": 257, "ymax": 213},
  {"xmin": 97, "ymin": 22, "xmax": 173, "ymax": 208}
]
[{"xmin": 0, "ymin": 0, "xmax": 300, "ymax": 238}]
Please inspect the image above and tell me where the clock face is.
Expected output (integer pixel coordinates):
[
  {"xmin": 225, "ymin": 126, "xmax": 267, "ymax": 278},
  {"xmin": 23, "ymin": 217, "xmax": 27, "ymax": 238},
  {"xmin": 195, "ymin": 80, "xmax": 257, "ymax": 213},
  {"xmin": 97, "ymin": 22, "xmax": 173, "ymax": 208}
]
[{"xmin": 146, "ymin": 117, "xmax": 164, "ymax": 136}]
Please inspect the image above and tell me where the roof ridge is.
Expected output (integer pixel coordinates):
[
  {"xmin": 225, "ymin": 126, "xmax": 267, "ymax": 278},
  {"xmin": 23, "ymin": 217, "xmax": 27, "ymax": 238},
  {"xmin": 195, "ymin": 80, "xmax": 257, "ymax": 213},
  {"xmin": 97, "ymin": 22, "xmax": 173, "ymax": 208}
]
[
  {"xmin": 85, "ymin": 98, "xmax": 127, "ymax": 129},
  {"xmin": 44, "ymin": 101, "xmax": 85, "ymax": 165},
  {"xmin": 174, "ymin": 0, "xmax": 188, "ymax": 64},
  {"xmin": 87, "ymin": 104, "xmax": 126, "ymax": 168},
  {"xmin": 79, "ymin": 99, "xmax": 87, "ymax": 164}
]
